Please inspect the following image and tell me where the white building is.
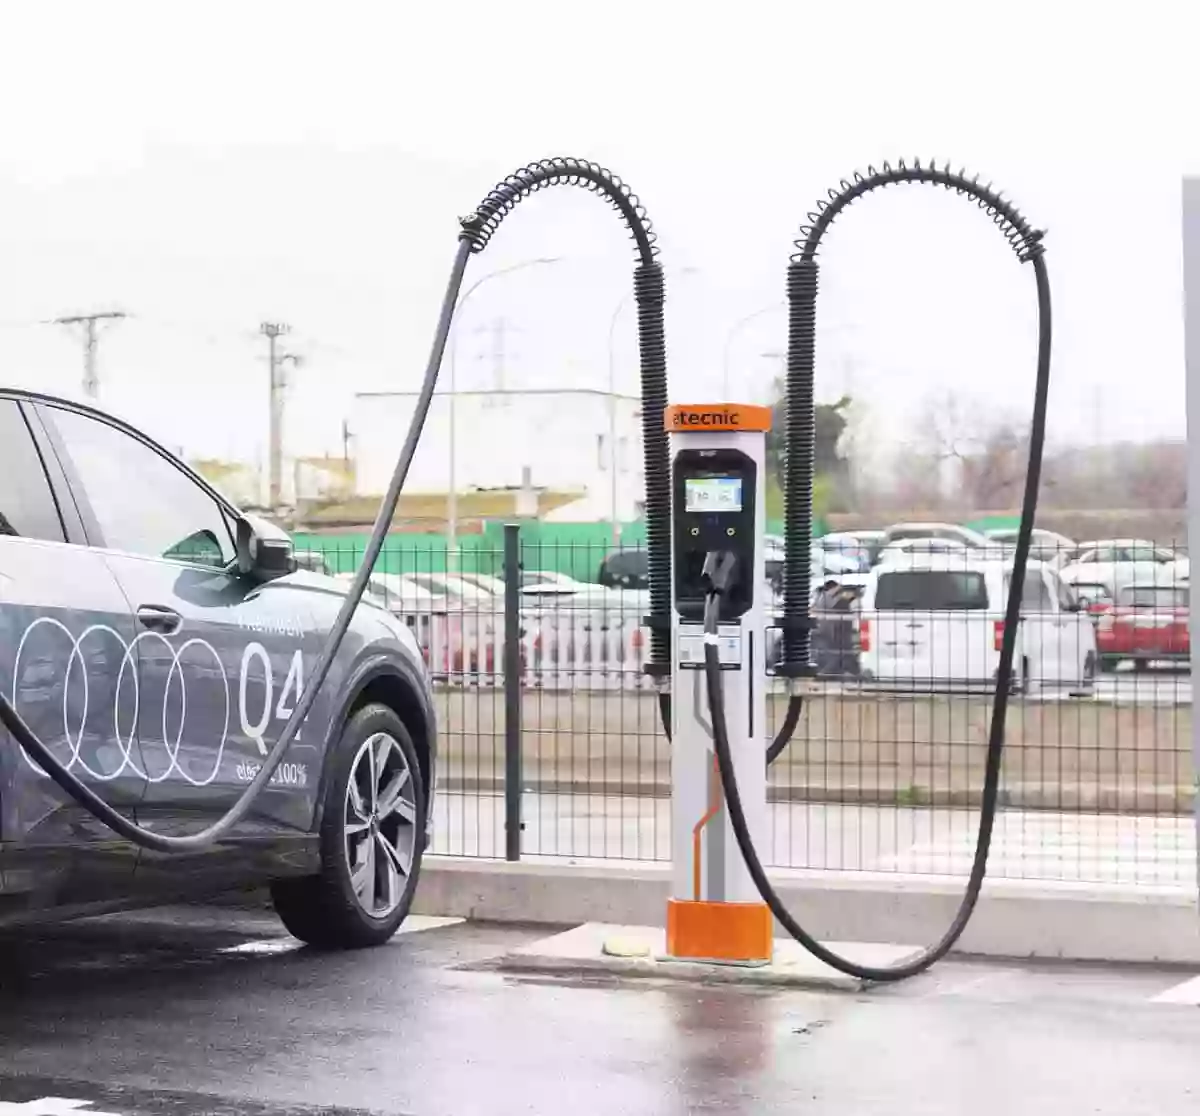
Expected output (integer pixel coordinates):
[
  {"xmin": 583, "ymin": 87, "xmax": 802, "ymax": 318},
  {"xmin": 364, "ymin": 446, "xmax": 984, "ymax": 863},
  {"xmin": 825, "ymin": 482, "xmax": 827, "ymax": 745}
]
[{"xmin": 349, "ymin": 388, "xmax": 646, "ymax": 523}]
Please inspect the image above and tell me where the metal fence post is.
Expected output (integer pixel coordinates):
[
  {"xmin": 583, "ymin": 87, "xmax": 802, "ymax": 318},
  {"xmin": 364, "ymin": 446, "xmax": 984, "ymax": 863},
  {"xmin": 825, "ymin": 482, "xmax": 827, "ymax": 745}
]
[{"xmin": 503, "ymin": 523, "xmax": 523, "ymax": 861}]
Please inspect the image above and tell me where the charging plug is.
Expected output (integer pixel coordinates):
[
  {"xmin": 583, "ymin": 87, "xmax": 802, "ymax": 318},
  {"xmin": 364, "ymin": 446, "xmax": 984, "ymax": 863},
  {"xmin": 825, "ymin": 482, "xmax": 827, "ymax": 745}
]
[{"xmin": 701, "ymin": 550, "xmax": 740, "ymax": 596}]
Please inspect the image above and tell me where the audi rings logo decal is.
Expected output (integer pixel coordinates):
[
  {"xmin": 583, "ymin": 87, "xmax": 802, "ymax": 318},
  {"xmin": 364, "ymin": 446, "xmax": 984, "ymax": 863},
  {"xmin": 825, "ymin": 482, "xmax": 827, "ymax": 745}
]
[{"xmin": 10, "ymin": 617, "xmax": 306, "ymax": 787}]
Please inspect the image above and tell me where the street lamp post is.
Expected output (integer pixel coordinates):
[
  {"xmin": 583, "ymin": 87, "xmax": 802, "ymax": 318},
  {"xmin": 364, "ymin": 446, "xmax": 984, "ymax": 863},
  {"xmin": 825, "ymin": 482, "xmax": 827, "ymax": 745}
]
[
  {"xmin": 722, "ymin": 302, "xmax": 785, "ymax": 399},
  {"xmin": 605, "ymin": 290, "xmax": 633, "ymax": 546},
  {"xmin": 605, "ymin": 267, "xmax": 700, "ymax": 545},
  {"xmin": 446, "ymin": 257, "xmax": 562, "ymax": 571}
]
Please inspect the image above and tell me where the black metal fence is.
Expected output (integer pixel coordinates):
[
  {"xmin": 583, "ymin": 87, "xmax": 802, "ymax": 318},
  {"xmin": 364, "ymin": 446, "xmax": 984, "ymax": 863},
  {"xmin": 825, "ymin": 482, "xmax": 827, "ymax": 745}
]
[{"xmin": 302, "ymin": 529, "xmax": 1195, "ymax": 889}]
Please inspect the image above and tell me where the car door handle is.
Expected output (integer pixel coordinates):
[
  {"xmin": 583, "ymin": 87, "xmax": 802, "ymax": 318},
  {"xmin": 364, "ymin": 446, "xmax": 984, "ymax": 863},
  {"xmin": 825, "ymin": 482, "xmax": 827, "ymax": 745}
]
[{"xmin": 136, "ymin": 604, "xmax": 183, "ymax": 635}]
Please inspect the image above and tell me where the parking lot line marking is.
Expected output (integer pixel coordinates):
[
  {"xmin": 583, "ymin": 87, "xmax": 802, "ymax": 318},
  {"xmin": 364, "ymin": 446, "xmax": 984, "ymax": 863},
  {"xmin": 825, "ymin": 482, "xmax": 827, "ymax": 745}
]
[
  {"xmin": 218, "ymin": 938, "xmax": 301, "ymax": 956},
  {"xmin": 395, "ymin": 915, "xmax": 465, "ymax": 934},
  {"xmin": 1151, "ymin": 974, "xmax": 1200, "ymax": 1004},
  {"xmin": 216, "ymin": 916, "xmax": 464, "ymax": 956},
  {"xmin": 0, "ymin": 1101, "xmax": 123, "ymax": 1116}
]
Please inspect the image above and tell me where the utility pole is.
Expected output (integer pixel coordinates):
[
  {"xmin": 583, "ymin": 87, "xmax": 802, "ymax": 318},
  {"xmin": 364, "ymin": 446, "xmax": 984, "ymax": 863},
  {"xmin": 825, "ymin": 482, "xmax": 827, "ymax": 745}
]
[
  {"xmin": 260, "ymin": 322, "xmax": 302, "ymax": 511},
  {"xmin": 445, "ymin": 258, "xmax": 562, "ymax": 571},
  {"xmin": 487, "ymin": 316, "xmax": 512, "ymax": 391},
  {"xmin": 53, "ymin": 311, "xmax": 126, "ymax": 401}
]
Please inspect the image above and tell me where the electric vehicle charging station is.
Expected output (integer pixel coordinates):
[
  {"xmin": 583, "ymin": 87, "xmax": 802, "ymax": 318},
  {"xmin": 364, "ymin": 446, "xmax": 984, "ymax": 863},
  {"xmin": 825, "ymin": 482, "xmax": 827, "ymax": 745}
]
[
  {"xmin": 0, "ymin": 155, "xmax": 1055, "ymax": 984},
  {"xmin": 665, "ymin": 403, "xmax": 773, "ymax": 964}
]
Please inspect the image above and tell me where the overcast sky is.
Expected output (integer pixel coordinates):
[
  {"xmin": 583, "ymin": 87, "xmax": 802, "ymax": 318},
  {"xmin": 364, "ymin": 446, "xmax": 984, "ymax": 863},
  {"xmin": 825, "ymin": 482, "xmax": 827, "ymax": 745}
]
[{"xmin": 0, "ymin": 2, "xmax": 1196, "ymax": 483}]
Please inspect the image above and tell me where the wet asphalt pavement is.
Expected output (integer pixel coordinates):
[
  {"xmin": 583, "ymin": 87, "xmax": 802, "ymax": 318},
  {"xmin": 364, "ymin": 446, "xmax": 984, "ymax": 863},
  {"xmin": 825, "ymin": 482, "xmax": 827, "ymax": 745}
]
[{"xmin": 0, "ymin": 904, "xmax": 1197, "ymax": 1115}]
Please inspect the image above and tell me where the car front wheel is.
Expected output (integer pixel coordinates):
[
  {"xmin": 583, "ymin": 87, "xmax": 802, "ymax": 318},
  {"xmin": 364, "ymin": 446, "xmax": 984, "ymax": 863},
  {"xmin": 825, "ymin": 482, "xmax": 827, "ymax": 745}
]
[{"xmin": 270, "ymin": 702, "xmax": 426, "ymax": 949}]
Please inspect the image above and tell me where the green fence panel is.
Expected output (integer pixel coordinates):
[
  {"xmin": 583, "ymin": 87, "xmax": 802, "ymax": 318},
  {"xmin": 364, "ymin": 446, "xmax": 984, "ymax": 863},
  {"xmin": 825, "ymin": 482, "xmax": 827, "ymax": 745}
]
[{"xmin": 294, "ymin": 514, "xmax": 833, "ymax": 581}]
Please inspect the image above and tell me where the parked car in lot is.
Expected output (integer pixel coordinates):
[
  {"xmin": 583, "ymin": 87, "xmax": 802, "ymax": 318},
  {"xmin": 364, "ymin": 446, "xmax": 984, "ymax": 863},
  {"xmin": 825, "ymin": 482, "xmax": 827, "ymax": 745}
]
[
  {"xmin": 819, "ymin": 530, "xmax": 886, "ymax": 570},
  {"xmin": 1069, "ymin": 580, "xmax": 1115, "ymax": 618},
  {"xmin": 1059, "ymin": 539, "xmax": 1189, "ymax": 598},
  {"xmin": 338, "ymin": 568, "xmax": 506, "ymax": 672},
  {"xmin": 523, "ymin": 570, "xmax": 592, "ymax": 592},
  {"xmin": 455, "ymin": 571, "xmax": 507, "ymax": 596},
  {"xmin": 984, "ymin": 527, "xmax": 1076, "ymax": 566},
  {"xmin": 876, "ymin": 537, "xmax": 975, "ymax": 565},
  {"xmin": 0, "ymin": 389, "xmax": 436, "ymax": 944},
  {"xmin": 881, "ymin": 521, "xmax": 999, "ymax": 554},
  {"xmin": 292, "ymin": 548, "xmax": 335, "ymax": 576},
  {"xmin": 855, "ymin": 555, "xmax": 1096, "ymax": 693},
  {"xmin": 404, "ymin": 572, "xmax": 502, "ymax": 609},
  {"xmin": 597, "ymin": 549, "xmax": 648, "ymax": 590},
  {"xmin": 1096, "ymin": 581, "xmax": 1190, "ymax": 671}
]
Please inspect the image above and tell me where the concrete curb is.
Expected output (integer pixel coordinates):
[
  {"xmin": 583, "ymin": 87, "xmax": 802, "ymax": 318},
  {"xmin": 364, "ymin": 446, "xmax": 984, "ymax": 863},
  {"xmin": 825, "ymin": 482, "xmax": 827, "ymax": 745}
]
[
  {"xmin": 434, "ymin": 684, "xmax": 1192, "ymax": 708},
  {"xmin": 412, "ymin": 856, "xmax": 1200, "ymax": 966},
  {"xmin": 493, "ymin": 923, "xmax": 924, "ymax": 991}
]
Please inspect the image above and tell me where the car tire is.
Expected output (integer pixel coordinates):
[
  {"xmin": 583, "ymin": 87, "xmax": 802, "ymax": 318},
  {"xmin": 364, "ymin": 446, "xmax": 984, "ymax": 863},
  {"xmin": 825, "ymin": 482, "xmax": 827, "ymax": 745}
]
[{"xmin": 270, "ymin": 702, "xmax": 427, "ymax": 950}]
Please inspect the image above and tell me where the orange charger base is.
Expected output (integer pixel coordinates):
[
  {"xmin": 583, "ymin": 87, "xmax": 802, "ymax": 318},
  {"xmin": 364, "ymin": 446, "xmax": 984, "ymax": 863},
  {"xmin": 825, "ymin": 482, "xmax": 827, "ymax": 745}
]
[{"xmin": 666, "ymin": 899, "xmax": 774, "ymax": 964}]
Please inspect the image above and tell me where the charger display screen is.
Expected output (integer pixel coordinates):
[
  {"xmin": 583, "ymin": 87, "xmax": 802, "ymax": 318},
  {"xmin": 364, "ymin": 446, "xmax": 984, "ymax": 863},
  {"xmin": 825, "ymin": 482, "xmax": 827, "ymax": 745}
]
[{"xmin": 684, "ymin": 475, "xmax": 743, "ymax": 513}]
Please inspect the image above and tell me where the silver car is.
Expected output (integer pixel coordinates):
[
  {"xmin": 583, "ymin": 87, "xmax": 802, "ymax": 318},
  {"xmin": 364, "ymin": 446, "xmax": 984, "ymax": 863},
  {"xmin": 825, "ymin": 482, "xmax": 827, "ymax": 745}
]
[{"xmin": 0, "ymin": 389, "xmax": 437, "ymax": 947}]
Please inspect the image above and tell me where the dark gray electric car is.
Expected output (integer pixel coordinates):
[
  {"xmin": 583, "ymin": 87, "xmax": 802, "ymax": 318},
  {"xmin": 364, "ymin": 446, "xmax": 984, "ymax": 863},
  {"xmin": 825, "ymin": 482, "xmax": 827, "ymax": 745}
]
[{"xmin": 0, "ymin": 389, "xmax": 436, "ymax": 947}]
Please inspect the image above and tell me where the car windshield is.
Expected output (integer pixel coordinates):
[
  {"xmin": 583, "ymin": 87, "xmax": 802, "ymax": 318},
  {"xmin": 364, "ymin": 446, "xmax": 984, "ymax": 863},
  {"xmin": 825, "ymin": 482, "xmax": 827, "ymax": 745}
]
[
  {"xmin": 1122, "ymin": 544, "xmax": 1171, "ymax": 562},
  {"xmin": 1119, "ymin": 585, "xmax": 1189, "ymax": 608},
  {"xmin": 887, "ymin": 528, "xmax": 942, "ymax": 543},
  {"xmin": 408, "ymin": 574, "xmax": 494, "ymax": 601},
  {"xmin": 874, "ymin": 570, "xmax": 989, "ymax": 610}
]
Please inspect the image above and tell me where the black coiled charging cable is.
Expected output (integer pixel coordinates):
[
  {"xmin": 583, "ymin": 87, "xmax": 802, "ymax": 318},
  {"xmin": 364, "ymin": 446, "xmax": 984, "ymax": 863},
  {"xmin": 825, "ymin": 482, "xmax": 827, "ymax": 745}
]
[
  {"xmin": 706, "ymin": 160, "xmax": 1051, "ymax": 981},
  {"xmin": 0, "ymin": 156, "xmax": 674, "ymax": 854},
  {"xmin": 0, "ymin": 243, "xmax": 472, "ymax": 853}
]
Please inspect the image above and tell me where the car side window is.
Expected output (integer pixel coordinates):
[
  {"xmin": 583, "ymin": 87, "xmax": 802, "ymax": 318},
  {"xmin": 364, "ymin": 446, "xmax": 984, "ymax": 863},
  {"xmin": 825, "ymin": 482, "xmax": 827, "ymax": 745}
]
[
  {"xmin": 0, "ymin": 400, "xmax": 66, "ymax": 542},
  {"xmin": 47, "ymin": 405, "xmax": 235, "ymax": 568}
]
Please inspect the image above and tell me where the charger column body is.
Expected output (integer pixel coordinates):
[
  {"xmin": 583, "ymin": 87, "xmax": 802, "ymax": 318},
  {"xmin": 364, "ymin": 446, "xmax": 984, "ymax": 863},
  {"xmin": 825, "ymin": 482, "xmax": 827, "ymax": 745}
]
[{"xmin": 665, "ymin": 403, "xmax": 772, "ymax": 964}]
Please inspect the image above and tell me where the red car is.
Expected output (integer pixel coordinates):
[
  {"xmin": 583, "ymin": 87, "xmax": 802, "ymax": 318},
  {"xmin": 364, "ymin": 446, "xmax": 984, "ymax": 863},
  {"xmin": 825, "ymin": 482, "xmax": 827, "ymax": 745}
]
[{"xmin": 1096, "ymin": 583, "xmax": 1190, "ymax": 670}]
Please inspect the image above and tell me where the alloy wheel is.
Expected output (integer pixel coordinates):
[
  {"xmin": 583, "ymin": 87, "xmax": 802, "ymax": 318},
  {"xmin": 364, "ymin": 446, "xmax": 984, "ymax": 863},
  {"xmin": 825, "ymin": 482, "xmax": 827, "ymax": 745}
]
[{"xmin": 344, "ymin": 731, "xmax": 418, "ymax": 918}]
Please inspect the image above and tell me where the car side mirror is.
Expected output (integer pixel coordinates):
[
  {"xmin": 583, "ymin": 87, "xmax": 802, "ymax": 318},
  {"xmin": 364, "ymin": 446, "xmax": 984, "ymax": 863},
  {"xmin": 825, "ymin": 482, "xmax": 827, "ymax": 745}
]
[{"xmin": 235, "ymin": 515, "xmax": 296, "ymax": 581}]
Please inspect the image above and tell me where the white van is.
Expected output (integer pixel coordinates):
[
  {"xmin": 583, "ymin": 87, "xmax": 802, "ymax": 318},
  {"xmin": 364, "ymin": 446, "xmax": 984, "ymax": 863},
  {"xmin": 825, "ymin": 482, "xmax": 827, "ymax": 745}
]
[{"xmin": 856, "ymin": 555, "xmax": 1097, "ymax": 693}]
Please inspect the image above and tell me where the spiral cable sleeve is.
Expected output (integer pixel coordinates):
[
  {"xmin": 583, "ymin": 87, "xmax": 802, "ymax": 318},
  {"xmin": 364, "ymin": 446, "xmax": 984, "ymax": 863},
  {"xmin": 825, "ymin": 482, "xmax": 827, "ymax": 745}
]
[
  {"xmin": 459, "ymin": 157, "xmax": 671, "ymax": 681},
  {"xmin": 0, "ymin": 238, "xmax": 476, "ymax": 853},
  {"xmin": 779, "ymin": 260, "xmax": 818, "ymax": 675},
  {"xmin": 778, "ymin": 160, "xmax": 1044, "ymax": 680},
  {"xmin": 459, "ymin": 157, "xmax": 659, "ymax": 266},
  {"xmin": 716, "ymin": 156, "xmax": 1052, "ymax": 978},
  {"xmin": 794, "ymin": 158, "xmax": 1045, "ymax": 264},
  {"xmin": 635, "ymin": 262, "xmax": 672, "ymax": 671}
]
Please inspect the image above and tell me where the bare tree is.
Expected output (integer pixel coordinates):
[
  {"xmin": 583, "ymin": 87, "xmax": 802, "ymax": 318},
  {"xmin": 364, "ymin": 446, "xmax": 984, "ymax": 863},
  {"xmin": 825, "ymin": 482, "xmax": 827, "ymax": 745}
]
[
  {"xmin": 1123, "ymin": 441, "xmax": 1187, "ymax": 509},
  {"xmin": 908, "ymin": 389, "xmax": 1032, "ymax": 510}
]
